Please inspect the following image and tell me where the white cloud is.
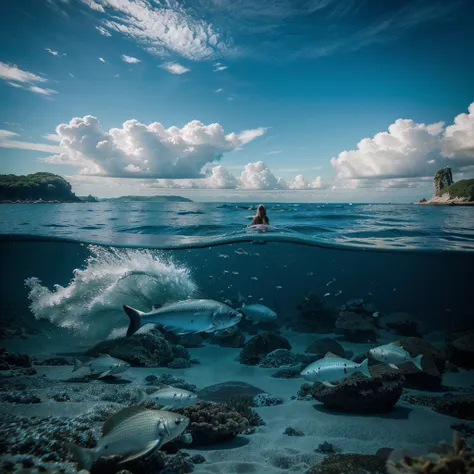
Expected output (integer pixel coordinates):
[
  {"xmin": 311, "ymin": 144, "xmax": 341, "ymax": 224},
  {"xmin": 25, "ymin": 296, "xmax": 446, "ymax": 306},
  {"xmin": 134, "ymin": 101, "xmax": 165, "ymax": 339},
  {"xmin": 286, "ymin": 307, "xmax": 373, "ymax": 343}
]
[
  {"xmin": 0, "ymin": 62, "xmax": 57, "ymax": 96},
  {"xmin": 43, "ymin": 133, "xmax": 61, "ymax": 142},
  {"xmin": 443, "ymin": 102, "xmax": 474, "ymax": 166},
  {"xmin": 160, "ymin": 62, "xmax": 190, "ymax": 74},
  {"xmin": 84, "ymin": 0, "xmax": 229, "ymax": 60},
  {"xmin": 0, "ymin": 130, "xmax": 61, "ymax": 153},
  {"xmin": 288, "ymin": 174, "xmax": 325, "ymax": 189},
  {"xmin": 42, "ymin": 115, "xmax": 267, "ymax": 178},
  {"xmin": 121, "ymin": 55, "xmax": 141, "ymax": 64},
  {"xmin": 69, "ymin": 73, "xmax": 75, "ymax": 78},
  {"xmin": 213, "ymin": 62, "xmax": 228, "ymax": 72},
  {"xmin": 265, "ymin": 150, "xmax": 282, "ymax": 155},
  {"xmin": 96, "ymin": 26, "xmax": 112, "ymax": 37},
  {"xmin": 238, "ymin": 161, "xmax": 287, "ymax": 190},
  {"xmin": 45, "ymin": 48, "xmax": 65, "ymax": 57},
  {"xmin": 215, "ymin": 88, "xmax": 224, "ymax": 93},
  {"xmin": 98, "ymin": 57, "xmax": 106, "ymax": 63}
]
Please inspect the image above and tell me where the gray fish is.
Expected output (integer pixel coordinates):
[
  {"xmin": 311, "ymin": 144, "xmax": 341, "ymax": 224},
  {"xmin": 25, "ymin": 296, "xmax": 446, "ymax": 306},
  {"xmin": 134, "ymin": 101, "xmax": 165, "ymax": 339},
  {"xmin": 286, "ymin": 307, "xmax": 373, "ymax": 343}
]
[
  {"xmin": 67, "ymin": 406, "xmax": 189, "ymax": 470},
  {"xmin": 301, "ymin": 352, "xmax": 371, "ymax": 386},
  {"xmin": 137, "ymin": 384, "xmax": 198, "ymax": 410},
  {"xmin": 239, "ymin": 303, "xmax": 277, "ymax": 323},
  {"xmin": 123, "ymin": 298, "xmax": 242, "ymax": 337},
  {"xmin": 73, "ymin": 354, "xmax": 130, "ymax": 378},
  {"xmin": 369, "ymin": 343, "xmax": 423, "ymax": 370}
]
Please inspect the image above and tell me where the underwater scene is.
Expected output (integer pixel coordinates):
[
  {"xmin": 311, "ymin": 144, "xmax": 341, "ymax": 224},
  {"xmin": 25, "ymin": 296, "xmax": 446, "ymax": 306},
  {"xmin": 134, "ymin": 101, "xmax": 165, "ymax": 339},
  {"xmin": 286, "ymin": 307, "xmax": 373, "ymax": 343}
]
[{"xmin": 1, "ymin": 202, "xmax": 474, "ymax": 474}]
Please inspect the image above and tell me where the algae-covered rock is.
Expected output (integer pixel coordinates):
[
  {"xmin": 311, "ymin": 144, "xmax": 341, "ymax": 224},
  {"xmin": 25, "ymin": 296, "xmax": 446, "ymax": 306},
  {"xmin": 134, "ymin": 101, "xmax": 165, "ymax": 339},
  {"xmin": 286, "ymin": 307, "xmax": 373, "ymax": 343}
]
[
  {"xmin": 447, "ymin": 332, "xmax": 474, "ymax": 369},
  {"xmin": 335, "ymin": 312, "xmax": 379, "ymax": 342},
  {"xmin": 239, "ymin": 332, "xmax": 291, "ymax": 365},
  {"xmin": 305, "ymin": 338, "xmax": 345, "ymax": 357},
  {"xmin": 259, "ymin": 349, "xmax": 300, "ymax": 368},
  {"xmin": 198, "ymin": 381, "xmax": 264, "ymax": 403},
  {"xmin": 307, "ymin": 453, "xmax": 386, "ymax": 474}
]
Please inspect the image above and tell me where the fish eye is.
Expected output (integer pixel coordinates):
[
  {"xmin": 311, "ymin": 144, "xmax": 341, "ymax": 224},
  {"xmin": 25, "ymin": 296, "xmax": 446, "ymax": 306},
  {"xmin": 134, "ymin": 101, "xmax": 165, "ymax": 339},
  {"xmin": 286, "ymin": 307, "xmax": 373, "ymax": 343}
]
[{"xmin": 175, "ymin": 419, "xmax": 182, "ymax": 425}]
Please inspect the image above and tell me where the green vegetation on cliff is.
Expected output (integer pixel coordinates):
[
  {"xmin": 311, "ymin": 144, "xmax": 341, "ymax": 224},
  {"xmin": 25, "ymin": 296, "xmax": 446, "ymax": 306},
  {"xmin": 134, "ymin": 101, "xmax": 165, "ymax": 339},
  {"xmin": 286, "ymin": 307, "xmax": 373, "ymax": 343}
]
[
  {"xmin": 0, "ymin": 172, "xmax": 81, "ymax": 202},
  {"xmin": 440, "ymin": 179, "xmax": 474, "ymax": 201}
]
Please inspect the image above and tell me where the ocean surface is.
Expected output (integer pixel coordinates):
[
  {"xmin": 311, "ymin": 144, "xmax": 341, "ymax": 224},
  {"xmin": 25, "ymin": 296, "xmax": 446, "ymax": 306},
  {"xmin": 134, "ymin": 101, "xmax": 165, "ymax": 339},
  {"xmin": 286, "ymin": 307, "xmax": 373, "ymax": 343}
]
[{"xmin": 0, "ymin": 202, "xmax": 473, "ymax": 474}]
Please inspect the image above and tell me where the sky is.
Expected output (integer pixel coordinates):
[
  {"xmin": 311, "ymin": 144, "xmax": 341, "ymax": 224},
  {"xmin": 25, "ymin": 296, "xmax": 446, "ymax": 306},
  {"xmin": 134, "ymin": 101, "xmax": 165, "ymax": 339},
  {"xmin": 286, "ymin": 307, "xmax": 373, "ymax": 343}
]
[{"xmin": 0, "ymin": 0, "xmax": 473, "ymax": 202}]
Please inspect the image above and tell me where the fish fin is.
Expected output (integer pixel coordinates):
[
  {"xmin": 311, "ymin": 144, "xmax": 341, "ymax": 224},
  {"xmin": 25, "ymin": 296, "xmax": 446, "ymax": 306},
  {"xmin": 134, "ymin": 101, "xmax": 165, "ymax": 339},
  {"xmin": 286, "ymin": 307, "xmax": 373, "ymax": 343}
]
[
  {"xmin": 389, "ymin": 364, "xmax": 399, "ymax": 370},
  {"xmin": 123, "ymin": 305, "xmax": 145, "ymax": 337},
  {"xmin": 98, "ymin": 370, "xmax": 113, "ymax": 379},
  {"xmin": 155, "ymin": 383, "xmax": 172, "ymax": 389},
  {"xmin": 390, "ymin": 341, "xmax": 403, "ymax": 347},
  {"xmin": 324, "ymin": 352, "xmax": 342, "ymax": 358},
  {"xmin": 412, "ymin": 354, "xmax": 424, "ymax": 371},
  {"xmin": 358, "ymin": 358, "xmax": 372, "ymax": 378},
  {"xmin": 158, "ymin": 420, "xmax": 172, "ymax": 437},
  {"xmin": 322, "ymin": 381, "xmax": 335, "ymax": 387},
  {"xmin": 98, "ymin": 353, "xmax": 112, "ymax": 358},
  {"xmin": 118, "ymin": 439, "xmax": 162, "ymax": 464},
  {"xmin": 204, "ymin": 326, "xmax": 217, "ymax": 333},
  {"xmin": 65, "ymin": 443, "xmax": 97, "ymax": 470},
  {"xmin": 160, "ymin": 405, "xmax": 172, "ymax": 411},
  {"xmin": 102, "ymin": 406, "xmax": 150, "ymax": 436},
  {"xmin": 72, "ymin": 359, "xmax": 84, "ymax": 372},
  {"xmin": 137, "ymin": 389, "xmax": 148, "ymax": 403}
]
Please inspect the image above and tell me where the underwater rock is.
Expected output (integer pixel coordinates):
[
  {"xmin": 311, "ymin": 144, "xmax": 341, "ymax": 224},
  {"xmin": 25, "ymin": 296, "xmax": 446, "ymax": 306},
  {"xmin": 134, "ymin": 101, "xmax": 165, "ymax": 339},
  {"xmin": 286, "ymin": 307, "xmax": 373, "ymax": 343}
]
[
  {"xmin": 305, "ymin": 338, "xmax": 345, "ymax": 358},
  {"xmin": 207, "ymin": 327, "xmax": 246, "ymax": 348},
  {"xmin": 305, "ymin": 364, "xmax": 404, "ymax": 414},
  {"xmin": 272, "ymin": 368, "xmax": 301, "ymax": 378},
  {"xmin": 86, "ymin": 329, "xmax": 174, "ymax": 367},
  {"xmin": 378, "ymin": 312, "xmax": 427, "ymax": 338},
  {"xmin": 335, "ymin": 312, "xmax": 379, "ymax": 342},
  {"xmin": 164, "ymin": 332, "xmax": 204, "ymax": 348},
  {"xmin": 396, "ymin": 337, "xmax": 446, "ymax": 390},
  {"xmin": 52, "ymin": 392, "xmax": 71, "ymax": 402},
  {"xmin": 0, "ymin": 348, "xmax": 32, "ymax": 370},
  {"xmin": 198, "ymin": 381, "xmax": 264, "ymax": 403},
  {"xmin": 375, "ymin": 448, "xmax": 394, "ymax": 461},
  {"xmin": 0, "ymin": 455, "xmax": 79, "ymax": 474},
  {"xmin": 404, "ymin": 394, "xmax": 474, "ymax": 420},
  {"xmin": 36, "ymin": 357, "xmax": 72, "ymax": 366},
  {"xmin": 447, "ymin": 332, "xmax": 474, "ymax": 369},
  {"xmin": 2, "ymin": 392, "xmax": 41, "ymax": 404},
  {"xmin": 259, "ymin": 349, "xmax": 301, "ymax": 368},
  {"xmin": 252, "ymin": 393, "xmax": 283, "ymax": 407},
  {"xmin": 315, "ymin": 442, "xmax": 336, "ymax": 454},
  {"xmin": 171, "ymin": 344, "xmax": 190, "ymax": 361},
  {"xmin": 293, "ymin": 292, "xmax": 336, "ymax": 333},
  {"xmin": 307, "ymin": 453, "xmax": 387, "ymax": 474},
  {"xmin": 145, "ymin": 374, "xmax": 197, "ymax": 393},
  {"xmin": 239, "ymin": 332, "xmax": 292, "ymax": 365},
  {"xmin": 284, "ymin": 427, "xmax": 305, "ymax": 436},
  {"xmin": 174, "ymin": 401, "xmax": 249, "ymax": 445},
  {"xmin": 167, "ymin": 357, "xmax": 191, "ymax": 369},
  {"xmin": 340, "ymin": 299, "xmax": 376, "ymax": 316}
]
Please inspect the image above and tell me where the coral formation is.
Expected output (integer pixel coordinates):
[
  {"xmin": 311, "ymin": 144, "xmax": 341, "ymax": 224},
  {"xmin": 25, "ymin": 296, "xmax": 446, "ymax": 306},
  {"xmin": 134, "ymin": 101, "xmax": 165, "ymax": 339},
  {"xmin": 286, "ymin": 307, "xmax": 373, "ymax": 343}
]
[
  {"xmin": 167, "ymin": 358, "xmax": 191, "ymax": 369},
  {"xmin": 283, "ymin": 427, "xmax": 305, "ymax": 436},
  {"xmin": 259, "ymin": 349, "xmax": 301, "ymax": 368},
  {"xmin": 403, "ymin": 394, "xmax": 474, "ymax": 420},
  {"xmin": 252, "ymin": 393, "xmax": 283, "ymax": 407},
  {"xmin": 198, "ymin": 381, "xmax": 264, "ymax": 403},
  {"xmin": 239, "ymin": 332, "xmax": 292, "ymax": 365},
  {"xmin": 271, "ymin": 368, "xmax": 301, "ymax": 378},
  {"xmin": 144, "ymin": 374, "xmax": 197, "ymax": 392},
  {"xmin": 207, "ymin": 327, "xmax": 246, "ymax": 348},
  {"xmin": 226, "ymin": 395, "xmax": 265, "ymax": 427}
]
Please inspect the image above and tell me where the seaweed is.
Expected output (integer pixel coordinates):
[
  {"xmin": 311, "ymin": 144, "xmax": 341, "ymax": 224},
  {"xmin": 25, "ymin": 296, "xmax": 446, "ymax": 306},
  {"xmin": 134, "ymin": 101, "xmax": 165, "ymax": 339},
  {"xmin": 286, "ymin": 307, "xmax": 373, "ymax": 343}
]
[{"xmin": 226, "ymin": 395, "xmax": 265, "ymax": 427}]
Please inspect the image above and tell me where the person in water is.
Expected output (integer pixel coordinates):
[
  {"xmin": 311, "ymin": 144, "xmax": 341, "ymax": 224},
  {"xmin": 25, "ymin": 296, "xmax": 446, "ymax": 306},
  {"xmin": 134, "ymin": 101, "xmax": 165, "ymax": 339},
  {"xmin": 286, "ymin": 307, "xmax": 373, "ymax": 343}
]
[{"xmin": 251, "ymin": 204, "xmax": 269, "ymax": 225}]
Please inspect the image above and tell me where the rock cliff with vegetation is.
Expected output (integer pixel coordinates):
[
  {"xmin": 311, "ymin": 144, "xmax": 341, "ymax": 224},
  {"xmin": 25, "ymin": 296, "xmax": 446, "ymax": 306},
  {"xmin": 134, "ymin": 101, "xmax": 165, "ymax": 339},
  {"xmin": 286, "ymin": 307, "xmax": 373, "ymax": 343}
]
[{"xmin": 0, "ymin": 172, "xmax": 81, "ymax": 203}]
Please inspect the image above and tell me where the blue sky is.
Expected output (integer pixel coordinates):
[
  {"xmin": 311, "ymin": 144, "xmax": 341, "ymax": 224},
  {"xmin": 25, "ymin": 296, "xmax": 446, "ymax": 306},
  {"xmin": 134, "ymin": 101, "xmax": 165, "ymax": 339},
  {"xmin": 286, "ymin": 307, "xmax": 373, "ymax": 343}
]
[{"xmin": 0, "ymin": 0, "xmax": 473, "ymax": 202}]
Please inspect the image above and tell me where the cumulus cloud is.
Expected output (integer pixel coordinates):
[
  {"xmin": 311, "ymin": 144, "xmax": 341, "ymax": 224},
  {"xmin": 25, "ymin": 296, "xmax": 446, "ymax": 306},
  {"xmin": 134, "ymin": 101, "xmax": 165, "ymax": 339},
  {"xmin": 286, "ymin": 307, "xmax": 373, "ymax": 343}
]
[
  {"xmin": 122, "ymin": 55, "xmax": 141, "ymax": 64},
  {"xmin": 82, "ymin": 0, "xmax": 229, "ymax": 60},
  {"xmin": 213, "ymin": 62, "xmax": 228, "ymax": 72},
  {"xmin": 96, "ymin": 26, "xmax": 112, "ymax": 36},
  {"xmin": 45, "ymin": 48, "xmax": 66, "ymax": 57},
  {"xmin": 160, "ymin": 62, "xmax": 190, "ymax": 74},
  {"xmin": 0, "ymin": 130, "xmax": 61, "ymax": 153},
  {"xmin": 215, "ymin": 88, "xmax": 224, "ymax": 93},
  {"xmin": 330, "ymin": 102, "xmax": 474, "ymax": 187},
  {"xmin": 42, "ymin": 115, "xmax": 267, "ymax": 179},
  {"xmin": 0, "ymin": 62, "xmax": 57, "ymax": 96},
  {"xmin": 288, "ymin": 174, "xmax": 325, "ymax": 189},
  {"xmin": 238, "ymin": 161, "xmax": 287, "ymax": 190}
]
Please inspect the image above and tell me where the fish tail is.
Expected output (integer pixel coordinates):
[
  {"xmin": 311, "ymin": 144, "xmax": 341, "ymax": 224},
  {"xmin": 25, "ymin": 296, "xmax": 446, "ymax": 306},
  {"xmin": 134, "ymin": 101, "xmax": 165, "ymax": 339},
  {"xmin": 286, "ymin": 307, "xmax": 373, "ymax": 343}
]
[
  {"xmin": 412, "ymin": 354, "xmax": 424, "ymax": 371},
  {"xmin": 358, "ymin": 358, "xmax": 371, "ymax": 378},
  {"xmin": 72, "ymin": 359, "xmax": 83, "ymax": 372},
  {"xmin": 137, "ymin": 389, "xmax": 148, "ymax": 403},
  {"xmin": 65, "ymin": 443, "xmax": 98, "ymax": 470},
  {"xmin": 123, "ymin": 305, "xmax": 144, "ymax": 337}
]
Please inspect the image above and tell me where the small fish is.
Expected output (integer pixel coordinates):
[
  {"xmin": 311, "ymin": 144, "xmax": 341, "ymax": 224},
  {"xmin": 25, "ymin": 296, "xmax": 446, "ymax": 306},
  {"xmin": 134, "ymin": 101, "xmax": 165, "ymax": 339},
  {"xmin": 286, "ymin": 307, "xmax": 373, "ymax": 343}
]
[
  {"xmin": 237, "ymin": 292, "xmax": 246, "ymax": 303},
  {"xmin": 306, "ymin": 272, "xmax": 314, "ymax": 276},
  {"xmin": 251, "ymin": 276, "xmax": 258, "ymax": 281},
  {"xmin": 253, "ymin": 253, "xmax": 260, "ymax": 257},
  {"xmin": 247, "ymin": 295, "xmax": 252, "ymax": 298},
  {"xmin": 232, "ymin": 271, "xmax": 239, "ymax": 275},
  {"xmin": 208, "ymin": 275, "xmax": 214, "ymax": 279},
  {"xmin": 368, "ymin": 292, "xmax": 373, "ymax": 296},
  {"xmin": 235, "ymin": 248, "xmax": 248, "ymax": 255},
  {"xmin": 239, "ymin": 303, "xmax": 277, "ymax": 323},
  {"xmin": 123, "ymin": 299, "xmax": 242, "ymax": 337},
  {"xmin": 276, "ymin": 285, "xmax": 283, "ymax": 289},
  {"xmin": 301, "ymin": 352, "xmax": 371, "ymax": 386},
  {"xmin": 393, "ymin": 288, "xmax": 397, "ymax": 292},
  {"xmin": 258, "ymin": 298, "xmax": 264, "ymax": 301},
  {"xmin": 369, "ymin": 343, "xmax": 423, "ymax": 371},
  {"xmin": 335, "ymin": 290, "xmax": 342, "ymax": 296},
  {"xmin": 73, "ymin": 354, "xmax": 130, "ymax": 378},
  {"xmin": 137, "ymin": 384, "xmax": 198, "ymax": 410},
  {"xmin": 66, "ymin": 406, "xmax": 189, "ymax": 470},
  {"xmin": 323, "ymin": 293, "xmax": 330, "ymax": 297},
  {"xmin": 222, "ymin": 270, "xmax": 230, "ymax": 274},
  {"xmin": 218, "ymin": 253, "xmax": 229, "ymax": 259},
  {"xmin": 326, "ymin": 278, "xmax": 335, "ymax": 287},
  {"xmin": 372, "ymin": 312, "xmax": 380, "ymax": 318}
]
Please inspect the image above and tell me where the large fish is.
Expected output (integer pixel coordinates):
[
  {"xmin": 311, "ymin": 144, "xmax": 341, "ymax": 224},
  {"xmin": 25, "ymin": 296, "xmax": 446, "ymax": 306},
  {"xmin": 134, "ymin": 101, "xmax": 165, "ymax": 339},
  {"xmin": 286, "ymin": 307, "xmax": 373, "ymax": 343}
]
[
  {"xmin": 73, "ymin": 354, "xmax": 130, "ymax": 378},
  {"xmin": 137, "ymin": 384, "xmax": 198, "ymax": 410},
  {"xmin": 123, "ymin": 299, "xmax": 242, "ymax": 337},
  {"xmin": 301, "ymin": 352, "xmax": 371, "ymax": 386},
  {"xmin": 369, "ymin": 342, "xmax": 423, "ymax": 370},
  {"xmin": 67, "ymin": 406, "xmax": 189, "ymax": 470},
  {"xmin": 239, "ymin": 303, "xmax": 277, "ymax": 323}
]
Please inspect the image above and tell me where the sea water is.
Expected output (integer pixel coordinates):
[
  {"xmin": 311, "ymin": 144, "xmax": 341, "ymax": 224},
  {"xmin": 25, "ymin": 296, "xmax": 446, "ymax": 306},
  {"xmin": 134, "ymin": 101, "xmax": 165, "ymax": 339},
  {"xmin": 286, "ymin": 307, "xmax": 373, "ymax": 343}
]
[{"xmin": 0, "ymin": 202, "xmax": 473, "ymax": 473}]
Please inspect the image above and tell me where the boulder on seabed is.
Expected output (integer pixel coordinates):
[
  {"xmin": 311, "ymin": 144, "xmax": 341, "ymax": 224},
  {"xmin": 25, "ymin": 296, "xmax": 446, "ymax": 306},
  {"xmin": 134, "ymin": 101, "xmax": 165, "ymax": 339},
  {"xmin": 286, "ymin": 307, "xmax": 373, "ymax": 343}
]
[
  {"xmin": 207, "ymin": 327, "xmax": 246, "ymax": 348},
  {"xmin": 447, "ymin": 332, "xmax": 474, "ymax": 369},
  {"xmin": 259, "ymin": 349, "xmax": 301, "ymax": 368},
  {"xmin": 198, "ymin": 381, "xmax": 265, "ymax": 403},
  {"xmin": 335, "ymin": 312, "xmax": 379, "ymax": 342},
  {"xmin": 299, "ymin": 364, "xmax": 404, "ymax": 414},
  {"xmin": 239, "ymin": 332, "xmax": 291, "ymax": 365},
  {"xmin": 304, "ymin": 338, "xmax": 345, "ymax": 358},
  {"xmin": 378, "ymin": 312, "xmax": 428, "ymax": 338}
]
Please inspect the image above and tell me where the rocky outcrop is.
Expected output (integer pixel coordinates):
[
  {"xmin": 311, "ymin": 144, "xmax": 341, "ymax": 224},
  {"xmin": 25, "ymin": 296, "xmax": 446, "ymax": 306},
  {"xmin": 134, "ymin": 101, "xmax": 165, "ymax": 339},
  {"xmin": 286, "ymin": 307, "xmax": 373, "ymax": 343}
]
[
  {"xmin": 404, "ymin": 394, "xmax": 474, "ymax": 420},
  {"xmin": 447, "ymin": 332, "xmax": 474, "ymax": 369},
  {"xmin": 259, "ymin": 349, "xmax": 300, "ymax": 368},
  {"xmin": 305, "ymin": 338, "xmax": 345, "ymax": 358},
  {"xmin": 198, "ymin": 381, "xmax": 265, "ymax": 403},
  {"xmin": 207, "ymin": 327, "xmax": 246, "ymax": 348},
  {"xmin": 0, "ymin": 349, "xmax": 32, "ymax": 370},
  {"xmin": 299, "ymin": 364, "xmax": 404, "ymax": 414},
  {"xmin": 335, "ymin": 312, "xmax": 379, "ymax": 342},
  {"xmin": 239, "ymin": 332, "xmax": 291, "ymax": 365},
  {"xmin": 434, "ymin": 168, "xmax": 454, "ymax": 196},
  {"xmin": 378, "ymin": 312, "xmax": 427, "ymax": 338}
]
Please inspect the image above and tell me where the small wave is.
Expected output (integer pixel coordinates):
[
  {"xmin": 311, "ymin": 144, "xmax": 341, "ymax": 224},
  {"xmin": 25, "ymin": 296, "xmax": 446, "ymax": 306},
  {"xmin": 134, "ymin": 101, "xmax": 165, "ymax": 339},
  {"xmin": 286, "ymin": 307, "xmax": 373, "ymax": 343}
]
[
  {"xmin": 25, "ymin": 245, "xmax": 196, "ymax": 337},
  {"xmin": 42, "ymin": 224, "xmax": 69, "ymax": 228},
  {"xmin": 176, "ymin": 210, "xmax": 206, "ymax": 215}
]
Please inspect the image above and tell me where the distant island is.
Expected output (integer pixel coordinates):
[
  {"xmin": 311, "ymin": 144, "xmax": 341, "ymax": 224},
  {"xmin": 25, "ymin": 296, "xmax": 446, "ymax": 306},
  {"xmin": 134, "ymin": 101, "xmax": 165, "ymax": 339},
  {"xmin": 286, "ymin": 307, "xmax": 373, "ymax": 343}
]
[
  {"xmin": 0, "ymin": 172, "xmax": 81, "ymax": 203},
  {"xmin": 415, "ymin": 168, "xmax": 474, "ymax": 206},
  {"xmin": 102, "ymin": 195, "xmax": 193, "ymax": 202}
]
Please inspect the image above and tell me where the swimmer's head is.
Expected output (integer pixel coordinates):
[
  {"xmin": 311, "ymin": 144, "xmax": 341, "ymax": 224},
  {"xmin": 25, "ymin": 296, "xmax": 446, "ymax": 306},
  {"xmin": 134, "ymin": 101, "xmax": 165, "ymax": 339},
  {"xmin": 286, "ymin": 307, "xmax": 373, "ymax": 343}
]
[{"xmin": 257, "ymin": 204, "xmax": 266, "ymax": 217}]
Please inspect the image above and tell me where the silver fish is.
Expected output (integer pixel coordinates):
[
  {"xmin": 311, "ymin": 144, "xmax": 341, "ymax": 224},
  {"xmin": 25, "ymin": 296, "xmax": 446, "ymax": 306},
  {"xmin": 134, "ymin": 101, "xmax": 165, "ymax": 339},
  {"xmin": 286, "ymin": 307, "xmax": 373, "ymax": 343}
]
[
  {"xmin": 138, "ymin": 384, "xmax": 198, "ymax": 410},
  {"xmin": 73, "ymin": 354, "xmax": 130, "ymax": 378},
  {"xmin": 239, "ymin": 303, "xmax": 277, "ymax": 323},
  {"xmin": 369, "ymin": 343, "xmax": 423, "ymax": 370},
  {"xmin": 301, "ymin": 352, "xmax": 371, "ymax": 386},
  {"xmin": 123, "ymin": 299, "xmax": 242, "ymax": 337},
  {"xmin": 67, "ymin": 406, "xmax": 189, "ymax": 470}
]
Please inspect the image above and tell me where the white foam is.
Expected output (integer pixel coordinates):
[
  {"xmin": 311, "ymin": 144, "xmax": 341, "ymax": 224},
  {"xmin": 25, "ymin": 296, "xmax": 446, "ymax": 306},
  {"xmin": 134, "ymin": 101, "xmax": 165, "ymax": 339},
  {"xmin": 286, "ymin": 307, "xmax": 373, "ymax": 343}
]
[{"xmin": 25, "ymin": 245, "xmax": 196, "ymax": 338}]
